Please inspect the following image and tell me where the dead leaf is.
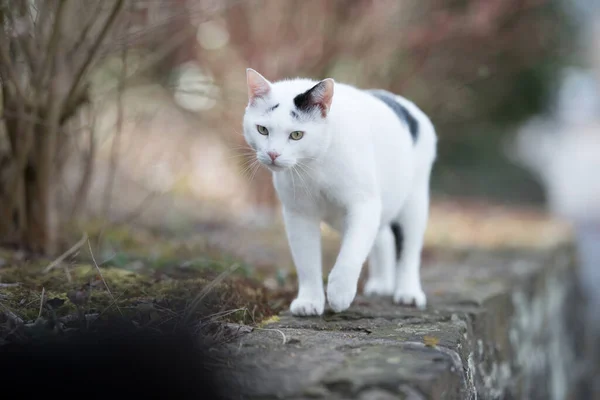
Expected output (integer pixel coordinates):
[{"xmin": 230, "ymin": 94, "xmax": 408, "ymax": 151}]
[{"xmin": 423, "ymin": 335, "xmax": 440, "ymax": 347}]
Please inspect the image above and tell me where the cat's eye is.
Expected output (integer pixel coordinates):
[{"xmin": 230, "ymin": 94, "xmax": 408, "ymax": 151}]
[
  {"xmin": 290, "ymin": 131, "xmax": 304, "ymax": 140},
  {"xmin": 257, "ymin": 125, "xmax": 269, "ymax": 135}
]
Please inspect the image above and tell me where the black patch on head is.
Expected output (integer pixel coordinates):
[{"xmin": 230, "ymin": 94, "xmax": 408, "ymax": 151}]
[
  {"xmin": 367, "ymin": 90, "xmax": 419, "ymax": 143},
  {"xmin": 266, "ymin": 103, "xmax": 279, "ymax": 113},
  {"xmin": 293, "ymin": 80, "xmax": 330, "ymax": 117},
  {"xmin": 293, "ymin": 88, "xmax": 318, "ymax": 114},
  {"xmin": 290, "ymin": 110, "xmax": 299, "ymax": 119},
  {"xmin": 390, "ymin": 222, "xmax": 403, "ymax": 261}
]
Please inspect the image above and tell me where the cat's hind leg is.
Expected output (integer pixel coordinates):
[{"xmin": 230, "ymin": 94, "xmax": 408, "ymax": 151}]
[
  {"xmin": 364, "ymin": 226, "xmax": 396, "ymax": 296},
  {"xmin": 393, "ymin": 178, "xmax": 430, "ymax": 309}
]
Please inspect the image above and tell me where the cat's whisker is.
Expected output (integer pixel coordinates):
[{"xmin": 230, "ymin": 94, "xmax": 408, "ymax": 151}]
[
  {"xmin": 228, "ymin": 148, "xmax": 254, "ymax": 154},
  {"xmin": 228, "ymin": 143, "xmax": 253, "ymax": 149},
  {"xmin": 297, "ymin": 162, "xmax": 316, "ymax": 182},
  {"xmin": 303, "ymin": 173, "xmax": 316, "ymax": 199},
  {"xmin": 231, "ymin": 149, "xmax": 256, "ymax": 156},
  {"xmin": 242, "ymin": 165, "xmax": 255, "ymax": 182},
  {"xmin": 291, "ymin": 166, "xmax": 307, "ymax": 199},
  {"xmin": 227, "ymin": 152, "xmax": 256, "ymax": 160},
  {"xmin": 247, "ymin": 161, "xmax": 262, "ymax": 184},
  {"xmin": 297, "ymin": 162, "xmax": 317, "ymax": 175},
  {"xmin": 240, "ymin": 159, "xmax": 260, "ymax": 180},
  {"xmin": 289, "ymin": 166, "xmax": 297, "ymax": 202},
  {"xmin": 229, "ymin": 149, "xmax": 256, "ymax": 155},
  {"xmin": 298, "ymin": 158, "xmax": 318, "ymax": 168},
  {"xmin": 240, "ymin": 158, "xmax": 257, "ymax": 170},
  {"xmin": 295, "ymin": 165, "xmax": 313, "ymax": 199},
  {"xmin": 225, "ymin": 129, "xmax": 244, "ymax": 141}
]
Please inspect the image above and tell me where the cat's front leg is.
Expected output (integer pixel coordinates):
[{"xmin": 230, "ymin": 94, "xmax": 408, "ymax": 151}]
[
  {"xmin": 282, "ymin": 208, "xmax": 325, "ymax": 316},
  {"xmin": 327, "ymin": 198, "xmax": 381, "ymax": 312}
]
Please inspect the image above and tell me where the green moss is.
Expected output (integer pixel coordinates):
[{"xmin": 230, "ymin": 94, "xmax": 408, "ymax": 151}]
[
  {"xmin": 0, "ymin": 222, "xmax": 292, "ymax": 344},
  {"xmin": 0, "ymin": 261, "xmax": 283, "ymax": 329}
]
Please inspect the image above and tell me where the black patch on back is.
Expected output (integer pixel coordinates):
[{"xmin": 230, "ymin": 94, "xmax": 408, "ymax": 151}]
[
  {"xmin": 390, "ymin": 222, "xmax": 403, "ymax": 261},
  {"xmin": 367, "ymin": 90, "xmax": 419, "ymax": 143}
]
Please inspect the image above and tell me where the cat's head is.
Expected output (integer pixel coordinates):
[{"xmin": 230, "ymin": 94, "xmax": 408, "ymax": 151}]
[{"xmin": 242, "ymin": 68, "xmax": 335, "ymax": 171}]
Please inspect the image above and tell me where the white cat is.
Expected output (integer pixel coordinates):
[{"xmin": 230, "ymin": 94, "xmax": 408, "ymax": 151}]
[{"xmin": 242, "ymin": 69, "xmax": 437, "ymax": 316}]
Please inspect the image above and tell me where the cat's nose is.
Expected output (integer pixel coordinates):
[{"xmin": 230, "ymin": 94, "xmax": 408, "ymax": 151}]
[{"xmin": 267, "ymin": 151, "xmax": 280, "ymax": 162}]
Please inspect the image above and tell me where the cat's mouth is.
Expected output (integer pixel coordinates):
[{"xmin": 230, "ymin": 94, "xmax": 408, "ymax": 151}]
[
  {"xmin": 264, "ymin": 162, "xmax": 286, "ymax": 171},
  {"xmin": 257, "ymin": 156, "xmax": 291, "ymax": 171}
]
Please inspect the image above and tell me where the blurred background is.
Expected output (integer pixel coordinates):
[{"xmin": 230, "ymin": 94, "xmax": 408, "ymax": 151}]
[
  {"xmin": 4, "ymin": 3, "xmax": 600, "ymax": 397},
  {"xmin": 2, "ymin": 0, "xmax": 599, "ymax": 270}
]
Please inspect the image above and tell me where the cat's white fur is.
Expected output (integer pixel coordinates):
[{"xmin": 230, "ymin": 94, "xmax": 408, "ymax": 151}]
[{"xmin": 242, "ymin": 69, "xmax": 437, "ymax": 316}]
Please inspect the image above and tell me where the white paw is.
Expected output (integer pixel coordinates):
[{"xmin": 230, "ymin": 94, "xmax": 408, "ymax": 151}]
[
  {"xmin": 393, "ymin": 287, "xmax": 427, "ymax": 309},
  {"xmin": 326, "ymin": 274, "xmax": 357, "ymax": 313},
  {"xmin": 290, "ymin": 297, "xmax": 325, "ymax": 316},
  {"xmin": 364, "ymin": 279, "xmax": 395, "ymax": 297}
]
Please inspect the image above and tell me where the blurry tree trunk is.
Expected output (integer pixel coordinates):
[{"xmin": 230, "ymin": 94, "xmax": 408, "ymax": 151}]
[
  {"xmin": 0, "ymin": 69, "xmax": 62, "ymax": 255},
  {"xmin": 0, "ymin": 0, "xmax": 125, "ymax": 255}
]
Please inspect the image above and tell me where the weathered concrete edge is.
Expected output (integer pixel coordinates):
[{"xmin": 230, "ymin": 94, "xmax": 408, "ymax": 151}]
[
  {"xmin": 468, "ymin": 245, "xmax": 580, "ymax": 399},
  {"xmin": 222, "ymin": 246, "xmax": 584, "ymax": 400}
]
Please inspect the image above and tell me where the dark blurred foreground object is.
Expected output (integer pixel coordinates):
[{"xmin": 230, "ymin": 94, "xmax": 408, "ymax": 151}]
[{"xmin": 0, "ymin": 325, "xmax": 230, "ymax": 400}]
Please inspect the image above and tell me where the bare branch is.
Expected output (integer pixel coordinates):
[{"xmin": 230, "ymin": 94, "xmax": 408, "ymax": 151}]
[
  {"xmin": 68, "ymin": 0, "xmax": 104, "ymax": 57},
  {"xmin": 1, "ymin": 108, "xmax": 60, "ymax": 126},
  {"xmin": 43, "ymin": 232, "xmax": 88, "ymax": 274},
  {"xmin": 3, "ymin": 2, "xmax": 39, "ymax": 77},
  {"xmin": 38, "ymin": 0, "xmax": 67, "ymax": 87},
  {"xmin": 36, "ymin": 287, "xmax": 45, "ymax": 321},
  {"xmin": 70, "ymin": 107, "xmax": 96, "ymax": 219},
  {"xmin": 103, "ymin": 9, "xmax": 129, "ymax": 219},
  {"xmin": 33, "ymin": 0, "xmax": 52, "ymax": 39},
  {"xmin": 64, "ymin": 0, "xmax": 125, "ymax": 116},
  {"xmin": 59, "ymin": 83, "xmax": 89, "ymax": 125},
  {"xmin": 0, "ymin": 28, "xmax": 28, "ymax": 102},
  {"xmin": 87, "ymin": 239, "xmax": 123, "ymax": 316}
]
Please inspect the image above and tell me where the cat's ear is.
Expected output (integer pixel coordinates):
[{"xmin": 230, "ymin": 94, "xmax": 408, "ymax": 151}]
[
  {"xmin": 294, "ymin": 78, "xmax": 335, "ymax": 117},
  {"xmin": 246, "ymin": 68, "xmax": 272, "ymax": 103}
]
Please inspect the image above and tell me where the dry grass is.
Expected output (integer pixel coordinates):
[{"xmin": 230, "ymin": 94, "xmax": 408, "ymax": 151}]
[{"xmin": 0, "ymin": 224, "xmax": 293, "ymax": 346}]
